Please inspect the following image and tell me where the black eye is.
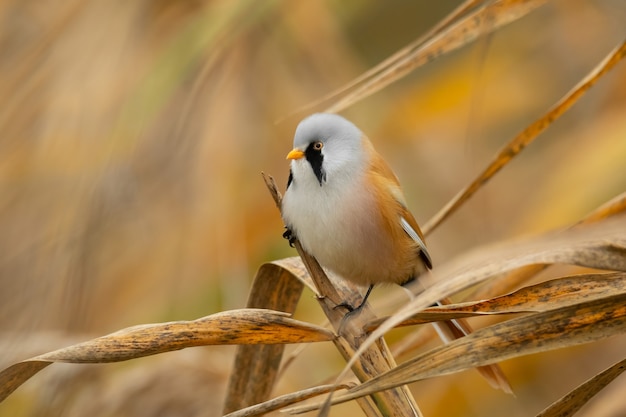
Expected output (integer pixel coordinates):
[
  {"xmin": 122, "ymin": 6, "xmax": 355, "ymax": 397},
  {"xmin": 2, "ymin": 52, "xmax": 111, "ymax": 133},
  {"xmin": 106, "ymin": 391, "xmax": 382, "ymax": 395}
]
[{"xmin": 313, "ymin": 141, "xmax": 323, "ymax": 151}]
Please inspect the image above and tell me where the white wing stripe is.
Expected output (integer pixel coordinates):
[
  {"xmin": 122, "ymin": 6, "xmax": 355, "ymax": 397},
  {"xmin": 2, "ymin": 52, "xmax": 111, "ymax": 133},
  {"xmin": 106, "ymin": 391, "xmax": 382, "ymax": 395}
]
[{"xmin": 400, "ymin": 216, "xmax": 432, "ymax": 266}]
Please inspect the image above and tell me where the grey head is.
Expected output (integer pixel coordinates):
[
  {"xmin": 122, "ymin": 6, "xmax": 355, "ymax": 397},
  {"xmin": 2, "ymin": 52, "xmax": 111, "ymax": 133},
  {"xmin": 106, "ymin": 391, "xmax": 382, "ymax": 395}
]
[{"xmin": 290, "ymin": 113, "xmax": 366, "ymax": 186}]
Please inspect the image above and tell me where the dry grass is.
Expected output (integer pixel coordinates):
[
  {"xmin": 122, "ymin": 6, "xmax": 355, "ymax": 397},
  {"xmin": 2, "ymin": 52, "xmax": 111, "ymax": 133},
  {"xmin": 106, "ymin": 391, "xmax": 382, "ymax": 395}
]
[{"xmin": 1, "ymin": 1, "xmax": 625, "ymax": 416}]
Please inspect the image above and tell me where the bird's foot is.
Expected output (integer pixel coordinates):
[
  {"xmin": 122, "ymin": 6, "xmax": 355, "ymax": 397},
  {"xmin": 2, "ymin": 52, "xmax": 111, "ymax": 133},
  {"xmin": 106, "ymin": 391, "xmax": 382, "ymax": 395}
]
[
  {"xmin": 333, "ymin": 301, "xmax": 355, "ymax": 313},
  {"xmin": 334, "ymin": 284, "xmax": 374, "ymax": 315},
  {"xmin": 282, "ymin": 227, "xmax": 296, "ymax": 247}
]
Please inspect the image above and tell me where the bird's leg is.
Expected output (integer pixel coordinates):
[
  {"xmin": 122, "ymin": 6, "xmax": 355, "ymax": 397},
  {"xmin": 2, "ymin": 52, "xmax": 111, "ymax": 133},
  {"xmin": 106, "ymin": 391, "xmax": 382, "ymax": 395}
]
[
  {"xmin": 336, "ymin": 284, "xmax": 375, "ymax": 333},
  {"xmin": 282, "ymin": 227, "xmax": 296, "ymax": 247},
  {"xmin": 334, "ymin": 284, "xmax": 374, "ymax": 313},
  {"xmin": 354, "ymin": 284, "xmax": 374, "ymax": 311}
]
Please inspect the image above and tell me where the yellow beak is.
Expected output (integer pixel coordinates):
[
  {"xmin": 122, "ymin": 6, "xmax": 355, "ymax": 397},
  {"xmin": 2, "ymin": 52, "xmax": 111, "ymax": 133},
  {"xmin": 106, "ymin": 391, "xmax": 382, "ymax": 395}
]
[{"xmin": 286, "ymin": 148, "xmax": 305, "ymax": 160}]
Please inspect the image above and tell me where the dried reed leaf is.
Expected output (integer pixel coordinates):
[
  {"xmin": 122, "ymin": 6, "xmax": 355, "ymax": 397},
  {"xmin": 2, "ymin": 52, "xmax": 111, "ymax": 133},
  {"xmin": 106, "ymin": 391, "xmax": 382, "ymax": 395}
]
[
  {"xmin": 49, "ymin": 309, "xmax": 332, "ymax": 359},
  {"xmin": 245, "ymin": 262, "xmax": 306, "ymax": 311},
  {"xmin": 224, "ymin": 383, "xmax": 351, "ymax": 417},
  {"xmin": 387, "ymin": 191, "xmax": 626, "ymax": 357},
  {"xmin": 431, "ymin": 312, "xmax": 514, "ymax": 394},
  {"xmin": 369, "ymin": 271, "xmax": 624, "ymax": 394},
  {"xmin": 469, "ymin": 190, "xmax": 626, "ymax": 306},
  {"xmin": 377, "ymin": 218, "xmax": 626, "ymax": 347},
  {"xmin": 326, "ymin": 217, "xmax": 626, "ymax": 405},
  {"xmin": 0, "ymin": 362, "xmax": 52, "ymax": 404},
  {"xmin": 0, "ymin": 309, "xmax": 332, "ymax": 403},
  {"xmin": 577, "ymin": 191, "xmax": 626, "ymax": 226},
  {"xmin": 474, "ymin": 357, "xmax": 513, "ymax": 395},
  {"xmin": 422, "ymin": 38, "xmax": 626, "ymax": 236},
  {"xmin": 326, "ymin": 0, "xmax": 548, "ymax": 113},
  {"xmin": 367, "ymin": 272, "xmax": 626, "ymax": 329},
  {"xmin": 443, "ymin": 271, "xmax": 626, "ymax": 313},
  {"xmin": 282, "ymin": 0, "xmax": 482, "ymax": 119},
  {"xmin": 535, "ymin": 357, "xmax": 626, "ymax": 417},
  {"xmin": 290, "ymin": 293, "xmax": 626, "ymax": 413},
  {"xmin": 270, "ymin": 257, "xmax": 318, "ymax": 294},
  {"xmin": 224, "ymin": 261, "xmax": 306, "ymax": 414}
]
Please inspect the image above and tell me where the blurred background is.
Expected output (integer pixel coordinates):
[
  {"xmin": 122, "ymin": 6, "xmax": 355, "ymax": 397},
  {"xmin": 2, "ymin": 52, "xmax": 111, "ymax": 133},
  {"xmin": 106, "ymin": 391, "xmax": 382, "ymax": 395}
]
[{"xmin": 1, "ymin": 0, "xmax": 625, "ymax": 416}]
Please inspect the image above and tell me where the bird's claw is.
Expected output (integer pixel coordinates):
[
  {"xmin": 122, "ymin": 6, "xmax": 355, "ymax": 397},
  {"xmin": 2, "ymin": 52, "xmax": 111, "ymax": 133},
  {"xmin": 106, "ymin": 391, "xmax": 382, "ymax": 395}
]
[
  {"xmin": 333, "ymin": 302, "xmax": 354, "ymax": 312},
  {"xmin": 283, "ymin": 227, "xmax": 296, "ymax": 247}
]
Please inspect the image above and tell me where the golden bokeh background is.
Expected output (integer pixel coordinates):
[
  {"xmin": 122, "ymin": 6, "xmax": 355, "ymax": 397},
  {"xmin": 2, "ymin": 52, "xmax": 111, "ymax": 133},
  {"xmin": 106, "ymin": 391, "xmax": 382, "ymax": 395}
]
[{"xmin": 1, "ymin": 1, "xmax": 625, "ymax": 416}]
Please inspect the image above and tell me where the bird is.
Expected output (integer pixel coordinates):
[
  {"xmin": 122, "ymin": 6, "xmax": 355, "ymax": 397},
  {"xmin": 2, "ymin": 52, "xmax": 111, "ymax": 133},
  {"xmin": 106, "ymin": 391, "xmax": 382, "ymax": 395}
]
[
  {"xmin": 280, "ymin": 114, "xmax": 514, "ymax": 393},
  {"xmin": 281, "ymin": 113, "xmax": 432, "ymax": 309}
]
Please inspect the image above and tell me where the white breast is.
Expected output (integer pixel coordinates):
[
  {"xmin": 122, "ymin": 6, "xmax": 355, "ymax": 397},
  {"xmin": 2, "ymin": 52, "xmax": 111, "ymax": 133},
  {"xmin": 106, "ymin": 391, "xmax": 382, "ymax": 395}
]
[{"xmin": 282, "ymin": 160, "xmax": 393, "ymax": 286}]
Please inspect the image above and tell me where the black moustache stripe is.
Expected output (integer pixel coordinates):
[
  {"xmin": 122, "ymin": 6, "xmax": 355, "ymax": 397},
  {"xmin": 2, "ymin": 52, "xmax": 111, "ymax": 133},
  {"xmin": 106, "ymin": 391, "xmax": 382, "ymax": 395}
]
[{"xmin": 305, "ymin": 144, "xmax": 326, "ymax": 186}]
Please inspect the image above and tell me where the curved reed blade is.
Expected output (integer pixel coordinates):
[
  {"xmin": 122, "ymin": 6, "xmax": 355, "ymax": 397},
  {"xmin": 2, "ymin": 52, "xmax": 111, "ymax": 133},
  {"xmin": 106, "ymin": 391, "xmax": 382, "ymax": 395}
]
[
  {"xmin": 367, "ymin": 272, "xmax": 626, "ymax": 330},
  {"xmin": 224, "ymin": 383, "xmax": 351, "ymax": 417},
  {"xmin": 535, "ymin": 357, "xmax": 626, "ymax": 417},
  {"xmin": 279, "ymin": 0, "xmax": 483, "ymax": 120},
  {"xmin": 325, "ymin": 217, "xmax": 626, "ymax": 410},
  {"xmin": 289, "ymin": 293, "xmax": 626, "ymax": 413},
  {"xmin": 325, "ymin": 0, "xmax": 548, "ymax": 113},
  {"xmin": 0, "ymin": 309, "xmax": 332, "ymax": 403},
  {"xmin": 223, "ymin": 260, "xmax": 306, "ymax": 414},
  {"xmin": 423, "ymin": 38, "xmax": 626, "ymax": 236}
]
